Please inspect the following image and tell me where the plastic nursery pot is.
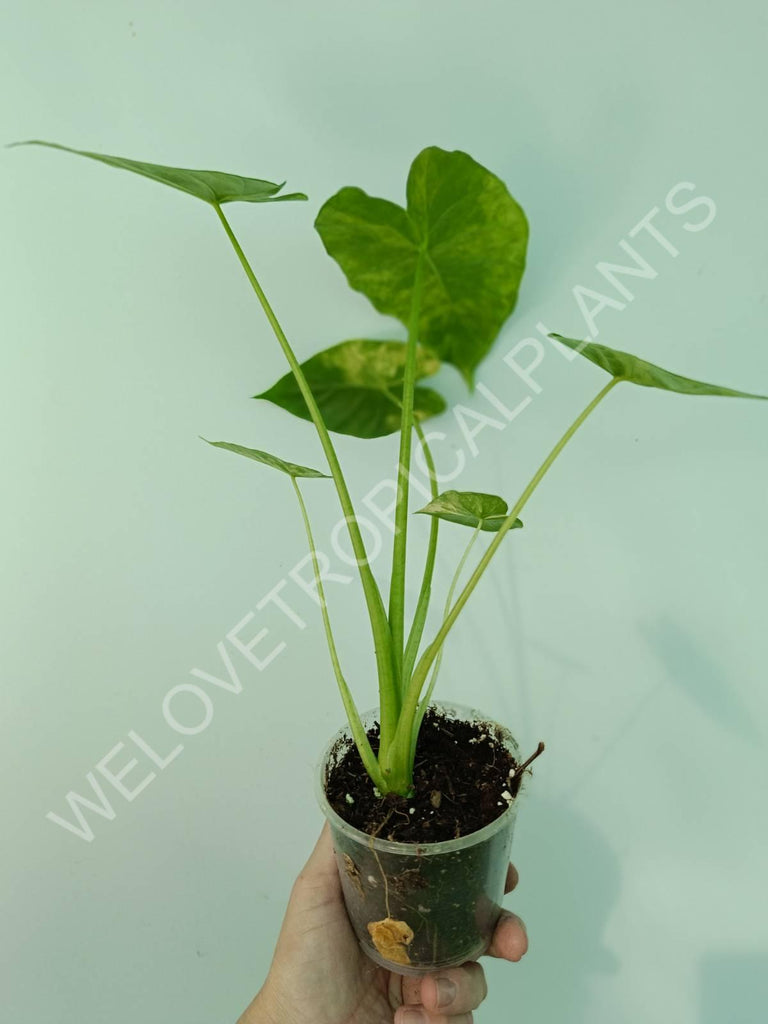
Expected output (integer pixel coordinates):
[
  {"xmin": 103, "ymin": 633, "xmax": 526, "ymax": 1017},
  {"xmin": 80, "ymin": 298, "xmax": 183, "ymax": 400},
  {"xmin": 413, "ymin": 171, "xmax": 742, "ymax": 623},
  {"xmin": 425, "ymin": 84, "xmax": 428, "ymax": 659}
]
[{"xmin": 315, "ymin": 701, "xmax": 520, "ymax": 976}]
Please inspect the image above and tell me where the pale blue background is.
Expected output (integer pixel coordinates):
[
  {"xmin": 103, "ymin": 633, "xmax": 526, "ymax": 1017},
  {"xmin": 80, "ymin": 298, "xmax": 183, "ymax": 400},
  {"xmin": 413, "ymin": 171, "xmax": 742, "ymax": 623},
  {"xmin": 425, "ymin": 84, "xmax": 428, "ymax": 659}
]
[{"xmin": 2, "ymin": 2, "xmax": 767, "ymax": 1022}]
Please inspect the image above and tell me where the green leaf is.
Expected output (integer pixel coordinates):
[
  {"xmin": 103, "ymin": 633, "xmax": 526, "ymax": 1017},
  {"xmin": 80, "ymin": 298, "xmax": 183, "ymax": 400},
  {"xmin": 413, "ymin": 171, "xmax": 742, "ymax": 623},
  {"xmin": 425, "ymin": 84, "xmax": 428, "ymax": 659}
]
[
  {"xmin": 550, "ymin": 335, "xmax": 768, "ymax": 400},
  {"xmin": 315, "ymin": 147, "xmax": 528, "ymax": 385},
  {"xmin": 11, "ymin": 140, "xmax": 308, "ymax": 205},
  {"xmin": 416, "ymin": 491, "xmax": 523, "ymax": 532},
  {"xmin": 255, "ymin": 339, "xmax": 447, "ymax": 439},
  {"xmin": 201, "ymin": 439, "xmax": 329, "ymax": 478}
]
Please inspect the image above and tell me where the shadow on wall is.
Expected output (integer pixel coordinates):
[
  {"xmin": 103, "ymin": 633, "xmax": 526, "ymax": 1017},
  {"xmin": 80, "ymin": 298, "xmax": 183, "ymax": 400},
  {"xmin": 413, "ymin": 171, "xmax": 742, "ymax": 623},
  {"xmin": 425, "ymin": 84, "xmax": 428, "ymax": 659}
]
[
  {"xmin": 506, "ymin": 797, "xmax": 621, "ymax": 1022},
  {"xmin": 641, "ymin": 616, "xmax": 762, "ymax": 745},
  {"xmin": 699, "ymin": 953, "xmax": 768, "ymax": 1023}
]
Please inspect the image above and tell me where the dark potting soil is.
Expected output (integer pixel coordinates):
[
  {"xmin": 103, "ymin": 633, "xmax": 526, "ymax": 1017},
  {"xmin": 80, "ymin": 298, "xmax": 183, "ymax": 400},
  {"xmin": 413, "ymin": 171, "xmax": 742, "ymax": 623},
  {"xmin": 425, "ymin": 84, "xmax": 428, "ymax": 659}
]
[{"xmin": 326, "ymin": 706, "xmax": 541, "ymax": 843}]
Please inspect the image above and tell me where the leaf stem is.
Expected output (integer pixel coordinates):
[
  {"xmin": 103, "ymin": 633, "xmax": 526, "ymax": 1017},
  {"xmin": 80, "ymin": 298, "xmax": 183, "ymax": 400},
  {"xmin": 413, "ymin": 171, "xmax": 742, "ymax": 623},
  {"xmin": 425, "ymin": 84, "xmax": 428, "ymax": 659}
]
[
  {"xmin": 385, "ymin": 377, "xmax": 620, "ymax": 787},
  {"xmin": 407, "ymin": 523, "xmax": 482, "ymax": 771},
  {"xmin": 212, "ymin": 203, "xmax": 400, "ymax": 749},
  {"xmin": 388, "ymin": 251, "xmax": 426, "ymax": 677},
  {"xmin": 402, "ymin": 421, "xmax": 440, "ymax": 690},
  {"xmin": 291, "ymin": 478, "xmax": 386, "ymax": 790}
]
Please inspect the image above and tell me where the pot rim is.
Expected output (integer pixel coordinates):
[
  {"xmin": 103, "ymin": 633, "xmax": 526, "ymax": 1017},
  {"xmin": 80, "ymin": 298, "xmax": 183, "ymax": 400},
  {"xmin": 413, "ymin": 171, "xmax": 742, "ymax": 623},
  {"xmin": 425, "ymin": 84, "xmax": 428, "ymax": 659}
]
[{"xmin": 315, "ymin": 700, "xmax": 520, "ymax": 857}]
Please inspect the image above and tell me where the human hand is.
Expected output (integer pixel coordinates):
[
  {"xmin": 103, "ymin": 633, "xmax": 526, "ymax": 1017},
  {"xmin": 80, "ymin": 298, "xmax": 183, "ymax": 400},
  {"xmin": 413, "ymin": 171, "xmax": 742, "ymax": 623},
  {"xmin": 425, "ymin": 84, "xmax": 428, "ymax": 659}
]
[{"xmin": 238, "ymin": 823, "xmax": 528, "ymax": 1024}]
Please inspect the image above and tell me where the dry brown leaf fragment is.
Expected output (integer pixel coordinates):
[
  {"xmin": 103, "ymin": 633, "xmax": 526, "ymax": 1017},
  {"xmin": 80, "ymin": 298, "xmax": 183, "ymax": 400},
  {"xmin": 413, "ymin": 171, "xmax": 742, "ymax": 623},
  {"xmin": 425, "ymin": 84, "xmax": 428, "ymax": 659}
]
[
  {"xmin": 367, "ymin": 917, "xmax": 414, "ymax": 965},
  {"xmin": 389, "ymin": 867, "xmax": 428, "ymax": 896},
  {"xmin": 342, "ymin": 853, "xmax": 365, "ymax": 899}
]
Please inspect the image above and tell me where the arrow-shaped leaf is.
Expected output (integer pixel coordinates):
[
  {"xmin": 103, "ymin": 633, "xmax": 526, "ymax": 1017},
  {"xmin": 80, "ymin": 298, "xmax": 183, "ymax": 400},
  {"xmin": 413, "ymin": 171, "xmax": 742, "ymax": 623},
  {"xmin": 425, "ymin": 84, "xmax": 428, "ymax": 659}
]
[
  {"xmin": 256, "ymin": 339, "xmax": 446, "ymax": 439},
  {"xmin": 550, "ymin": 334, "xmax": 768, "ymax": 400},
  {"xmin": 416, "ymin": 491, "xmax": 523, "ymax": 532},
  {"xmin": 201, "ymin": 439, "xmax": 329, "ymax": 478},
  {"xmin": 12, "ymin": 140, "xmax": 308, "ymax": 205},
  {"xmin": 315, "ymin": 147, "xmax": 528, "ymax": 385}
]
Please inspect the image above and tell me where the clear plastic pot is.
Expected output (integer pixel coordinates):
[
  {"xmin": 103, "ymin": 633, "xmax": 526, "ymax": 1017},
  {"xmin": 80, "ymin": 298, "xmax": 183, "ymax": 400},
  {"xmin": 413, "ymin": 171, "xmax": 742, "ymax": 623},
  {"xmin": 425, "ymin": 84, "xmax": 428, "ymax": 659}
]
[{"xmin": 315, "ymin": 701, "xmax": 520, "ymax": 976}]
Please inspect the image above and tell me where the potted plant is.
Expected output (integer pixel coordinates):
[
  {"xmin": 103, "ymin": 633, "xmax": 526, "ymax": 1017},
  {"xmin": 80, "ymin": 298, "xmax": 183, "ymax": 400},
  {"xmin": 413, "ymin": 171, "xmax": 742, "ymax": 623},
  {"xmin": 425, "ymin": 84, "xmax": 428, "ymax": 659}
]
[{"xmin": 15, "ymin": 140, "xmax": 766, "ymax": 974}]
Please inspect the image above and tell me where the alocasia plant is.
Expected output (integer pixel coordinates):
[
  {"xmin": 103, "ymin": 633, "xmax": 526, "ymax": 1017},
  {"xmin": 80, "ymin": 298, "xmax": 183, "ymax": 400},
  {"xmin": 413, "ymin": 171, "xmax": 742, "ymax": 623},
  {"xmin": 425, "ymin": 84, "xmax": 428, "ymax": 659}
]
[{"xmin": 15, "ymin": 140, "xmax": 766, "ymax": 798}]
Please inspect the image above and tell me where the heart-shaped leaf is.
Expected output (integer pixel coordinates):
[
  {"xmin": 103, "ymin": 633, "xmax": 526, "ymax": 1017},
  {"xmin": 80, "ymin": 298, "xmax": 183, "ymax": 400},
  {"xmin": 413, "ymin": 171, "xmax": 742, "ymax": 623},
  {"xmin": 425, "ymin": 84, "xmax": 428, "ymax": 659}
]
[
  {"xmin": 201, "ymin": 439, "xmax": 329, "ymax": 478},
  {"xmin": 255, "ymin": 339, "xmax": 447, "ymax": 438},
  {"xmin": 550, "ymin": 334, "xmax": 768, "ymax": 400},
  {"xmin": 12, "ymin": 140, "xmax": 308, "ymax": 205},
  {"xmin": 315, "ymin": 147, "xmax": 528, "ymax": 385},
  {"xmin": 416, "ymin": 491, "xmax": 523, "ymax": 532}
]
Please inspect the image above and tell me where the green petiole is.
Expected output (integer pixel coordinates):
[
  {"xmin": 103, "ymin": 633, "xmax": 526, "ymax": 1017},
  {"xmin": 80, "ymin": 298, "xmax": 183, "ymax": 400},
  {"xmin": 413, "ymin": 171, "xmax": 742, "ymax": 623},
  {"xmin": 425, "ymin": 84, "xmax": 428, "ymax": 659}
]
[
  {"xmin": 290, "ymin": 478, "xmax": 386, "ymax": 791},
  {"xmin": 407, "ymin": 522, "xmax": 483, "ymax": 777},
  {"xmin": 381, "ymin": 377, "xmax": 620, "ymax": 789},
  {"xmin": 388, "ymin": 251, "xmax": 426, "ymax": 681},
  {"xmin": 212, "ymin": 203, "xmax": 400, "ymax": 753},
  {"xmin": 401, "ymin": 421, "xmax": 440, "ymax": 692}
]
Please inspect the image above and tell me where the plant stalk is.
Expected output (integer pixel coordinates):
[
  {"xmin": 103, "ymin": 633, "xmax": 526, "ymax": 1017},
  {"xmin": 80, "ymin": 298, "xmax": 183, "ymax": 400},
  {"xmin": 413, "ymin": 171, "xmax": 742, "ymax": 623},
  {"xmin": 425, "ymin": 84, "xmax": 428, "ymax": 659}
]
[
  {"xmin": 291, "ymin": 478, "xmax": 386, "ymax": 791},
  {"xmin": 407, "ymin": 523, "xmax": 482, "ymax": 773},
  {"xmin": 402, "ymin": 422, "xmax": 440, "ymax": 690},
  {"xmin": 388, "ymin": 251, "xmax": 426, "ymax": 678},
  {"xmin": 383, "ymin": 377, "xmax": 621, "ymax": 789},
  {"xmin": 213, "ymin": 204, "xmax": 400, "ymax": 748}
]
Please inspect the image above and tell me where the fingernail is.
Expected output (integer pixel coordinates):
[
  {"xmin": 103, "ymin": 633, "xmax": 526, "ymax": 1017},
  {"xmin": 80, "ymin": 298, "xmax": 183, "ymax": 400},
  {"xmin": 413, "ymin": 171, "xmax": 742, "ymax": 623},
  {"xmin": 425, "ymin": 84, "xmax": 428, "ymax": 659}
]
[
  {"xmin": 400, "ymin": 1010, "xmax": 427, "ymax": 1024},
  {"xmin": 436, "ymin": 977, "xmax": 457, "ymax": 1008}
]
